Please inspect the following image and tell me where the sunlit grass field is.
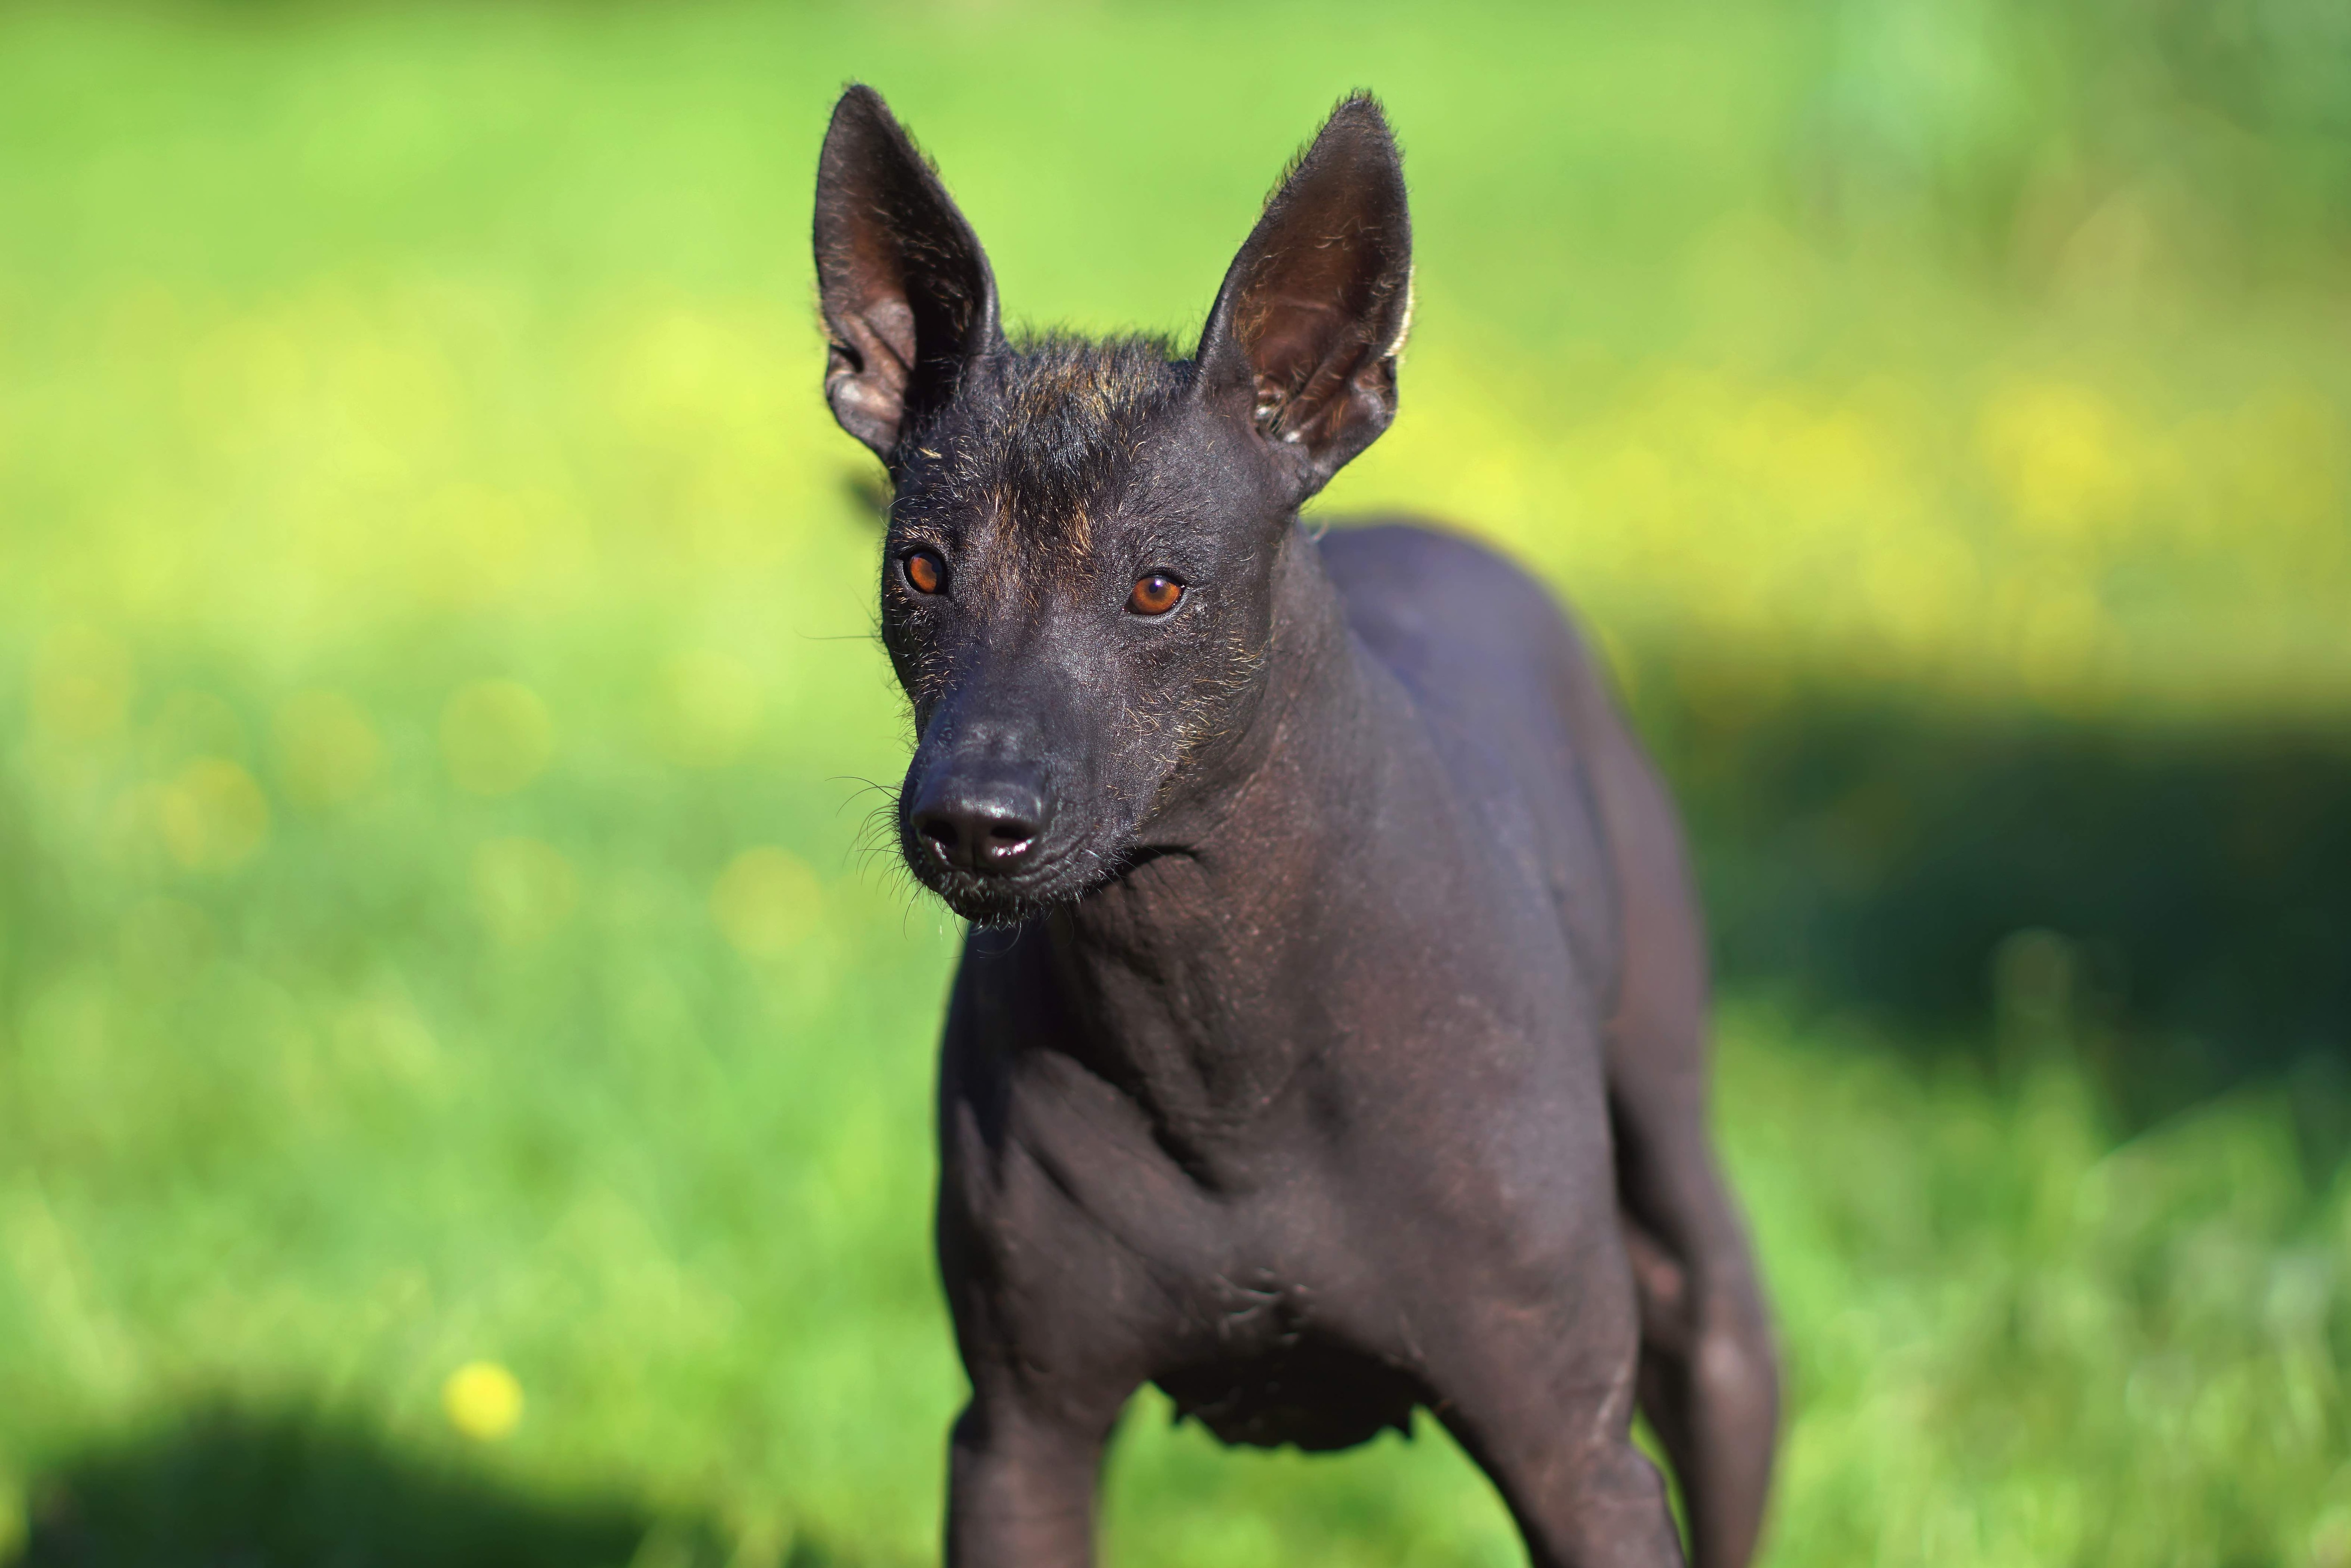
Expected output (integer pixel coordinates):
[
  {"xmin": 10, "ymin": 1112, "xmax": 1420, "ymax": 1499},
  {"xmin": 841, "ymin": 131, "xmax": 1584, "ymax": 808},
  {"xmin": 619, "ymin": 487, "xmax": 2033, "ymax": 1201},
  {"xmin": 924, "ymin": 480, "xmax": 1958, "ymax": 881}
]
[{"xmin": 3, "ymin": 2, "xmax": 2349, "ymax": 1564}]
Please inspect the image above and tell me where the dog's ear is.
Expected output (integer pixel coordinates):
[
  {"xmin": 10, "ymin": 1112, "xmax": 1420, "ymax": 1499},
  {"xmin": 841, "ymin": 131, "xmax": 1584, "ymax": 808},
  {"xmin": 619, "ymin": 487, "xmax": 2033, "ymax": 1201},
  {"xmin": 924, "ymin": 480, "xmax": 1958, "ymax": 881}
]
[
  {"xmin": 813, "ymin": 85, "xmax": 1002, "ymax": 461},
  {"xmin": 1197, "ymin": 95, "xmax": 1412, "ymax": 501}
]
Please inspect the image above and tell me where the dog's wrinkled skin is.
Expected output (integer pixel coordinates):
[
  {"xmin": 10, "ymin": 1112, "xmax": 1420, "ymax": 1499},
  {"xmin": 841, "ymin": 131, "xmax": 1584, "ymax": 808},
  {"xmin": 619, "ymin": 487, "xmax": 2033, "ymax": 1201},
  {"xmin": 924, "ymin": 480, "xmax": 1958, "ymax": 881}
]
[{"xmin": 813, "ymin": 85, "xmax": 1779, "ymax": 1568}]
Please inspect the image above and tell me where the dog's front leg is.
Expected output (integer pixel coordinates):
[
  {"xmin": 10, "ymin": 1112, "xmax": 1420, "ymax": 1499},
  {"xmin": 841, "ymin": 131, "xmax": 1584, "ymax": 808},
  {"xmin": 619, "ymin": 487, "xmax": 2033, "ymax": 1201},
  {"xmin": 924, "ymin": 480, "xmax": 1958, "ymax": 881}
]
[
  {"xmin": 1432, "ymin": 1325, "xmax": 1687, "ymax": 1568},
  {"xmin": 944, "ymin": 1383, "xmax": 1125, "ymax": 1568},
  {"xmin": 1407, "ymin": 1199, "xmax": 1688, "ymax": 1568}
]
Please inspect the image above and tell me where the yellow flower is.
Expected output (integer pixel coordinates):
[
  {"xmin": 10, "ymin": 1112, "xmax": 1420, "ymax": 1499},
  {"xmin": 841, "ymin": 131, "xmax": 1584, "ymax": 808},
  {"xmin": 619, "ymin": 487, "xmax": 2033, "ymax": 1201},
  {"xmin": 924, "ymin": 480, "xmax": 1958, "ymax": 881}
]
[
  {"xmin": 442, "ymin": 1360, "xmax": 524, "ymax": 1441},
  {"xmin": 273, "ymin": 689, "xmax": 383, "ymax": 808},
  {"xmin": 710, "ymin": 847, "xmax": 821, "ymax": 959},
  {"xmin": 155, "ymin": 757, "xmax": 271, "ymax": 872},
  {"xmin": 439, "ymin": 680, "xmax": 555, "ymax": 796},
  {"xmin": 652, "ymin": 650, "xmax": 764, "ymax": 768},
  {"xmin": 30, "ymin": 625, "xmax": 135, "ymax": 746},
  {"xmin": 471, "ymin": 837, "xmax": 580, "ymax": 946},
  {"xmin": 0, "ymin": 1473, "xmax": 25, "ymax": 1562}
]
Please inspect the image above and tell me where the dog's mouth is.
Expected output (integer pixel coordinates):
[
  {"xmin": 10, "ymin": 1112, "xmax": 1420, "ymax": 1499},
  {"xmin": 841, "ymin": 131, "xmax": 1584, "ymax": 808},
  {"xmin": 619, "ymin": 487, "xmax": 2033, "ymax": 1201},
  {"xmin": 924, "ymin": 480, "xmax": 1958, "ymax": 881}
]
[{"xmin": 900, "ymin": 835, "xmax": 1118, "ymax": 928}]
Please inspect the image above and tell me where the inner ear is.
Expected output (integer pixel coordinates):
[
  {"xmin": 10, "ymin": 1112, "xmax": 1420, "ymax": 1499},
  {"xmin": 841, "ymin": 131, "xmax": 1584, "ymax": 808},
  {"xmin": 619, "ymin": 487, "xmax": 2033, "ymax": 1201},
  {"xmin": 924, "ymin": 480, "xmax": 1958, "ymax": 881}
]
[
  {"xmin": 813, "ymin": 85, "xmax": 1002, "ymax": 461},
  {"xmin": 1197, "ymin": 95, "xmax": 1413, "ymax": 499}
]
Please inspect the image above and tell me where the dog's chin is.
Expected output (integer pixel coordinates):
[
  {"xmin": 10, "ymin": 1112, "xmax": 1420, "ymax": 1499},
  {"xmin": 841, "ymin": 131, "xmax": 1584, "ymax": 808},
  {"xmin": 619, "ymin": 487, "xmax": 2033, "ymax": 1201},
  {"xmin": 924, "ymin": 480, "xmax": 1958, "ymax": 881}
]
[{"xmin": 907, "ymin": 849, "xmax": 1108, "ymax": 929}]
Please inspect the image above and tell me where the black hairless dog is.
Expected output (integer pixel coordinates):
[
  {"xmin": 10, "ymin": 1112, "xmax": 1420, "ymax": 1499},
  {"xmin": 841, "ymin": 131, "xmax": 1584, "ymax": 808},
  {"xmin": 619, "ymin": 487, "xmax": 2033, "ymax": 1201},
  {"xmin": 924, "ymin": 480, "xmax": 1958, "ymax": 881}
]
[{"xmin": 813, "ymin": 86, "xmax": 1778, "ymax": 1568}]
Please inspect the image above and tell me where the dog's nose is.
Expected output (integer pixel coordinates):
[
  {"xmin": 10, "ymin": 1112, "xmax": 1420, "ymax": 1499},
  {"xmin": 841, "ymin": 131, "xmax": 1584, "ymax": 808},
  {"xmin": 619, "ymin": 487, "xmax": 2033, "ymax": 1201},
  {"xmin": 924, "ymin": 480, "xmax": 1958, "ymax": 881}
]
[{"xmin": 910, "ymin": 770, "xmax": 1051, "ymax": 875}]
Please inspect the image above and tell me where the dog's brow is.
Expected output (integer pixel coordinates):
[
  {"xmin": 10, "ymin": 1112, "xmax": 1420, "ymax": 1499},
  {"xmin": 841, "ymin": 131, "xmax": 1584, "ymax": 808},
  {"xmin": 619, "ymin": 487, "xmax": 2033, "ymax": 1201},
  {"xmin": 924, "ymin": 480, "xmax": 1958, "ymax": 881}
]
[{"xmin": 913, "ymin": 333, "xmax": 1189, "ymax": 562}]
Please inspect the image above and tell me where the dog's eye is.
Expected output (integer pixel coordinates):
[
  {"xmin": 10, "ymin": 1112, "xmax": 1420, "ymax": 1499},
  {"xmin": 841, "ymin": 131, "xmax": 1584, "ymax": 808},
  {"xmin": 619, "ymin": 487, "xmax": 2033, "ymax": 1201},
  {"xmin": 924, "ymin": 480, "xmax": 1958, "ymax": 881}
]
[
  {"xmin": 903, "ymin": 549, "xmax": 946, "ymax": 595},
  {"xmin": 1127, "ymin": 574, "xmax": 1184, "ymax": 617}
]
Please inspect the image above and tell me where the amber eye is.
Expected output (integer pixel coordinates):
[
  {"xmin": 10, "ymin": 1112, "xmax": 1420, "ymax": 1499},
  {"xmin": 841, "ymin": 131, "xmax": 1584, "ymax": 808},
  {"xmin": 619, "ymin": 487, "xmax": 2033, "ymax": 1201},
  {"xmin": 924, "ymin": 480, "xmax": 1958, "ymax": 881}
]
[
  {"xmin": 903, "ymin": 549, "xmax": 945, "ymax": 595},
  {"xmin": 1127, "ymin": 573, "xmax": 1184, "ymax": 616}
]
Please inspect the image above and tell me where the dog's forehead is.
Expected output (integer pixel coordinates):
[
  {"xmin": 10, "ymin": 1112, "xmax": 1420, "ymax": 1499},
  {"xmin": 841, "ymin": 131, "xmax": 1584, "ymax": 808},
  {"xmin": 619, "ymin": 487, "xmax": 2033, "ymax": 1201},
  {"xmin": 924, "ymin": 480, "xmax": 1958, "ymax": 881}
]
[{"xmin": 900, "ymin": 335, "xmax": 1194, "ymax": 553}]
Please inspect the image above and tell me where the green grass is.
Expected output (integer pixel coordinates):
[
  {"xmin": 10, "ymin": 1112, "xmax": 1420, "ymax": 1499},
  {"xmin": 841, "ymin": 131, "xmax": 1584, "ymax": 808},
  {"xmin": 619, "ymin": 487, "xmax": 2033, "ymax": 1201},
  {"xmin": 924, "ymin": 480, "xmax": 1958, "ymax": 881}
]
[{"xmin": 1, "ymin": 2, "xmax": 2348, "ymax": 1563}]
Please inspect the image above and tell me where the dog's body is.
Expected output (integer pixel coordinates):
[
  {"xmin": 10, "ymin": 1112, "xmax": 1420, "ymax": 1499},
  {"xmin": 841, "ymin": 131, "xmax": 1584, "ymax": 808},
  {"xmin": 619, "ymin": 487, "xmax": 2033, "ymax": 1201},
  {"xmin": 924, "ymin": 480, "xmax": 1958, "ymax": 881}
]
[{"xmin": 813, "ymin": 88, "xmax": 1777, "ymax": 1568}]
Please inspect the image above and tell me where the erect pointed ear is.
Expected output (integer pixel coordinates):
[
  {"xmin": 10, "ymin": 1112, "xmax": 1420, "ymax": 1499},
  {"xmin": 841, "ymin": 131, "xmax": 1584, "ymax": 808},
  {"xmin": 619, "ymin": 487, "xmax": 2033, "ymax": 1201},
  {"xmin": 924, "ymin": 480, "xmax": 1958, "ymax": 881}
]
[
  {"xmin": 1196, "ymin": 95, "xmax": 1412, "ymax": 501},
  {"xmin": 813, "ymin": 85, "xmax": 1003, "ymax": 461}
]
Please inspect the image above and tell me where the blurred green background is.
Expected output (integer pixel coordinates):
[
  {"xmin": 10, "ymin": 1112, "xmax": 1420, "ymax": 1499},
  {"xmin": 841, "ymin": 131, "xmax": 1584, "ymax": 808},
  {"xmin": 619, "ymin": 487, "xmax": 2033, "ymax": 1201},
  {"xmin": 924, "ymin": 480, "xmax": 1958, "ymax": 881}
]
[{"xmin": 2, "ymin": 1, "xmax": 2348, "ymax": 1563}]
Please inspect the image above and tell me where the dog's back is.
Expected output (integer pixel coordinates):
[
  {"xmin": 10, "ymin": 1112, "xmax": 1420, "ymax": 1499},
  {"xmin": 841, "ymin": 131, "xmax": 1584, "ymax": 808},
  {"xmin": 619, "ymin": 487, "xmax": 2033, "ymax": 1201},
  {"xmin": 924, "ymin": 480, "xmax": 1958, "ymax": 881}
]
[{"xmin": 1320, "ymin": 520, "xmax": 1625, "ymax": 1006}]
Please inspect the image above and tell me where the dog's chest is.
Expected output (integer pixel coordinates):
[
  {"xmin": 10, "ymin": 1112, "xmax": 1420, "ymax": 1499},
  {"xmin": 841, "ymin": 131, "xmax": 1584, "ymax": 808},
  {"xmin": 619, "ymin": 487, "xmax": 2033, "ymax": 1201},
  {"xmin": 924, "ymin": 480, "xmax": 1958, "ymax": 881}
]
[{"xmin": 1154, "ymin": 1273, "xmax": 1422, "ymax": 1452}]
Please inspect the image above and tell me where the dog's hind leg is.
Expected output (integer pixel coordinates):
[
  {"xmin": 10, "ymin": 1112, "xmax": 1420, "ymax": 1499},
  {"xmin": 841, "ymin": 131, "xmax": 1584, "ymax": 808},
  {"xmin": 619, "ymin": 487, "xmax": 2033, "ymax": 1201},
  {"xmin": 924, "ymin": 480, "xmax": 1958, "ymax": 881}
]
[
  {"xmin": 1565, "ymin": 651, "xmax": 1779, "ymax": 1568},
  {"xmin": 1617, "ymin": 1176, "xmax": 1775, "ymax": 1568},
  {"xmin": 1607, "ymin": 952, "xmax": 1778, "ymax": 1568},
  {"xmin": 1600, "ymin": 822, "xmax": 1779, "ymax": 1567}
]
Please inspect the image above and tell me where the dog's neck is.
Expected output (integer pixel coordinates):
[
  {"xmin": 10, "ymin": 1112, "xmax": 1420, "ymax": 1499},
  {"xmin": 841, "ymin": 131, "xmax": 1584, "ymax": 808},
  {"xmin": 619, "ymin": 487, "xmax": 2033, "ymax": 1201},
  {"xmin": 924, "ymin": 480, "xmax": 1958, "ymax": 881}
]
[{"xmin": 1033, "ymin": 526, "xmax": 1409, "ymax": 1169}]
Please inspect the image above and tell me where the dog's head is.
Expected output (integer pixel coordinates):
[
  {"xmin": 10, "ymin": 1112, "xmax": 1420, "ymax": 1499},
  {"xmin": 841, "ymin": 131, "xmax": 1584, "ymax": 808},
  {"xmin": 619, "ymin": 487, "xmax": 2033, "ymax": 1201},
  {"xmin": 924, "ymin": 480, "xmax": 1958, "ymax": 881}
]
[{"xmin": 813, "ymin": 87, "xmax": 1411, "ymax": 925}]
